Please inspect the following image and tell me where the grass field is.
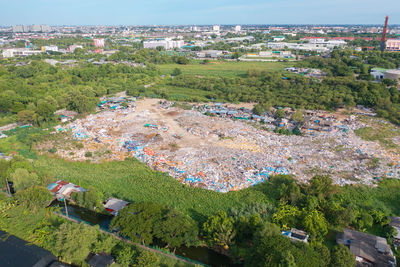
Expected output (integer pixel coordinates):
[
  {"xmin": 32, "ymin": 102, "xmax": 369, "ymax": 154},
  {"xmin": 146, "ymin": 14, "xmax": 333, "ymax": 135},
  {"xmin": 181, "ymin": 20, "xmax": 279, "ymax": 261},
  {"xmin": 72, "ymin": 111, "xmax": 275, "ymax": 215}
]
[
  {"xmin": 157, "ymin": 60, "xmax": 293, "ymax": 78},
  {"xmin": 354, "ymin": 118, "xmax": 400, "ymax": 151},
  {"xmin": 34, "ymin": 156, "xmax": 272, "ymax": 222}
]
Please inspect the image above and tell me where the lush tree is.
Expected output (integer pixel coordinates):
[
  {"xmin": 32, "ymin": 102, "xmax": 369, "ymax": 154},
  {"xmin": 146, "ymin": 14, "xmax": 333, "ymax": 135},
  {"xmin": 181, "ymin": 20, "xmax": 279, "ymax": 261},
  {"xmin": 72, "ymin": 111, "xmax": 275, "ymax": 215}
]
[
  {"xmin": 110, "ymin": 202, "xmax": 164, "ymax": 244},
  {"xmin": 172, "ymin": 68, "xmax": 182, "ymax": 76},
  {"xmin": 15, "ymin": 186, "xmax": 53, "ymax": 210},
  {"xmin": 202, "ymin": 211, "xmax": 236, "ymax": 249},
  {"xmin": 302, "ymin": 209, "xmax": 328, "ymax": 240},
  {"xmin": 70, "ymin": 187, "xmax": 103, "ymax": 211},
  {"xmin": 291, "ymin": 110, "xmax": 304, "ymax": 123},
  {"xmin": 36, "ymin": 99, "xmax": 56, "ymax": 121},
  {"xmin": 280, "ymin": 251, "xmax": 297, "ymax": 267},
  {"xmin": 154, "ymin": 208, "xmax": 199, "ymax": 250},
  {"xmin": 330, "ymin": 245, "xmax": 355, "ymax": 267},
  {"xmin": 17, "ymin": 110, "xmax": 37, "ymax": 125},
  {"xmin": 115, "ymin": 245, "xmax": 137, "ymax": 267},
  {"xmin": 136, "ymin": 250, "xmax": 160, "ymax": 267},
  {"xmin": 272, "ymin": 203, "xmax": 301, "ymax": 229},
  {"xmin": 306, "ymin": 175, "xmax": 335, "ymax": 200},
  {"xmin": 275, "ymin": 109, "xmax": 286, "ymax": 119},
  {"xmin": 52, "ymin": 222, "xmax": 98, "ymax": 264},
  {"xmin": 10, "ymin": 168, "xmax": 40, "ymax": 191}
]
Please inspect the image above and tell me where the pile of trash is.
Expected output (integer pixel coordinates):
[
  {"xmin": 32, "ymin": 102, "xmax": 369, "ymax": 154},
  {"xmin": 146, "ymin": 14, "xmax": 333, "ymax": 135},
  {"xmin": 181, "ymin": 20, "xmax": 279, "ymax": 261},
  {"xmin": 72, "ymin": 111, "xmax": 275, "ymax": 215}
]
[{"xmin": 50, "ymin": 98, "xmax": 400, "ymax": 191}]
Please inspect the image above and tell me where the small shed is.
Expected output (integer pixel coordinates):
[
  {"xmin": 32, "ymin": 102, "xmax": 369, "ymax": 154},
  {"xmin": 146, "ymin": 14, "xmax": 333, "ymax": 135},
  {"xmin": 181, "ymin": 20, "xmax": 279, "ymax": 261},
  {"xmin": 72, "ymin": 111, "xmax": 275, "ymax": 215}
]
[{"xmin": 103, "ymin": 198, "xmax": 129, "ymax": 216}]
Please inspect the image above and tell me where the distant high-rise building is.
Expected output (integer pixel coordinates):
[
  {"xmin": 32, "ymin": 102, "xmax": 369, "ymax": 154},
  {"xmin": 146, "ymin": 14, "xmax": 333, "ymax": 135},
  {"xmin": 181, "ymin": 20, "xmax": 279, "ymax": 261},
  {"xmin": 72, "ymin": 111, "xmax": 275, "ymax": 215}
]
[
  {"xmin": 12, "ymin": 25, "xmax": 24, "ymax": 32},
  {"xmin": 94, "ymin": 38, "xmax": 105, "ymax": 48},
  {"xmin": 31, "ymin": 25, "xmax": 42, "ymax": 32},
  {"xmin": 213, "ymin": 25, "xmax": 220, "ymax": 32},
  {"xmin": 41, "ymin": 25, "xmax": 52, "ymax": 32},
  {"xmin": 235, "ymin": 25, "xmax": 241, "ymax": 32},
  {"xmin": 12, "ymin": 25, "xmax": 51, "ymax": 33}
]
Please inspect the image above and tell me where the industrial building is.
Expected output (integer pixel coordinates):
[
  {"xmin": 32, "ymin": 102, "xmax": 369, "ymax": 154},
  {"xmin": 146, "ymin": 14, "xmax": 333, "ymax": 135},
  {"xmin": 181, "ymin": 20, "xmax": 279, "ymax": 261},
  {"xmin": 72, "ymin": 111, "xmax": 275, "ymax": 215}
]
[
  {"xmin": 196, "ymin": 50, "xmax": 225, "ymax": 58},
  {"xmin": 371, "ymin": 68, "xmax": 400, "ymax": 82},
  {"xmin": 386, "ymin": 39, "xmax": 400, "ymax": 51},
  {"xmin": 266, "ymin": 39, "xmax": 346, "ymax": 52},
  {"xmin": 2, "ymin": 48, "xmax": 42, "ymax": 58},
  {"xmin": 143, "ymin": 39, "xmax": 184, "ymax": 50}
]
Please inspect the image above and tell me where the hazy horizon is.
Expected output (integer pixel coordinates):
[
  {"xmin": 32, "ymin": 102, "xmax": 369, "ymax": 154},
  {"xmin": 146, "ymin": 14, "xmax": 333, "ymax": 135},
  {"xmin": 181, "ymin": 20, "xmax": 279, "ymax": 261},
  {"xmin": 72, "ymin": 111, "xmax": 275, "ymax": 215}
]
[{"xmin": 1, "ymin": 0, "xmax": 399, "ymax": 26}]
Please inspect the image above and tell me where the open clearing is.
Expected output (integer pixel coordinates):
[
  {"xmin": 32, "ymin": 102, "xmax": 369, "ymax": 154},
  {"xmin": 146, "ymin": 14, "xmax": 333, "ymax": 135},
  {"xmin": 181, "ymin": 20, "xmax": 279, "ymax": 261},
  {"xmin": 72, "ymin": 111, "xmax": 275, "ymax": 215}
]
[
  {"xmin": 157, "ymin": 61, "xmax": 293, "ymax": 77},
  {"xmin": 44, "ymin": 98, "xmax": 400, "ymax": 193}
]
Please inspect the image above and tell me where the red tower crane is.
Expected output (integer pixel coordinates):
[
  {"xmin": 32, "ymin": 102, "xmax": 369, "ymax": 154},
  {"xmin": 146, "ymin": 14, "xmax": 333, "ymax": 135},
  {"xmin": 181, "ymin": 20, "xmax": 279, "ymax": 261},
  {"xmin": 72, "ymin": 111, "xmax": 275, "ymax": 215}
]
[{"xmin": 380, "ymin": 15, "xmax": 389, "ymax": 52}]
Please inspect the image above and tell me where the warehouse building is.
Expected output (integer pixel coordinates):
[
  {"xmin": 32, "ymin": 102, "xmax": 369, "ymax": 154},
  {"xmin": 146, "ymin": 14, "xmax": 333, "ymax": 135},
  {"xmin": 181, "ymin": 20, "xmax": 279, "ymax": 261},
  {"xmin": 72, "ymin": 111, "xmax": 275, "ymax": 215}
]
[{"xmin": 143, "ymin": 39, "xmax": 184, "ymax": 50}]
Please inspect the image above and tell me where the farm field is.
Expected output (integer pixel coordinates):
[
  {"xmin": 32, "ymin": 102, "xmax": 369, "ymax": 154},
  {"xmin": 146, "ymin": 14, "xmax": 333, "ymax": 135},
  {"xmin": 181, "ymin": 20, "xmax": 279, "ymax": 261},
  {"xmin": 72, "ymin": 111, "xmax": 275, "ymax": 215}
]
[{"xmin": 157, "ymin": 60, "xmax": 293, "ymax": 77}]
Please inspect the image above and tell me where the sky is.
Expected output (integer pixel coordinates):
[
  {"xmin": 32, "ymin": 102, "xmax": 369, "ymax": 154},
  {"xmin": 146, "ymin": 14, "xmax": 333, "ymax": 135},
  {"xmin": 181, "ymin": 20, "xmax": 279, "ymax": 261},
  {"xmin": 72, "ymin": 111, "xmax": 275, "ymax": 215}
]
[{"xmin": 1, "ymin": 0, "xmax": 400, "ymax": 26}]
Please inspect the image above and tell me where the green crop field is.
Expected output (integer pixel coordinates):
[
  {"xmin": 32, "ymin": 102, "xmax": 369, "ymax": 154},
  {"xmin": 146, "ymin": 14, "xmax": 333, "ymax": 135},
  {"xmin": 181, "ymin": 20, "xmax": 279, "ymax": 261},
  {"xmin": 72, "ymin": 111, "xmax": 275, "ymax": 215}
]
[
  {"xmin": 34, "ymin": 156, "xmax": 272, "ymax": 222},
  {"xmin": 157, "ymin": 60, "xmax": 293, "ymax": 77}
]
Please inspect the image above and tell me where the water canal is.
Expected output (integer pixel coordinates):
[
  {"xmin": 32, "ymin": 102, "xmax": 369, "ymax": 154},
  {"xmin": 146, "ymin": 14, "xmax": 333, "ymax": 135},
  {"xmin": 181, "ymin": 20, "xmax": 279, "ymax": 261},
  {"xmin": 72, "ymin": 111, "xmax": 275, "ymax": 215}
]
[{"xmin": 53, "ymin": 202, "xmax": 241, "ymax": 267}]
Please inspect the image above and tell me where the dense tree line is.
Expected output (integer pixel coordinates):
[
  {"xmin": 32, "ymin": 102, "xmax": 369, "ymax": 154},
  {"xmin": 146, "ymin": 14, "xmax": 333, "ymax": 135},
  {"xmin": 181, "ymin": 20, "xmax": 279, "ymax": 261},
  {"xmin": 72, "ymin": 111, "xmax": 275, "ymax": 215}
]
[
  {"xmin": 164, "ymin": 53, "xmax": 400, "ymax": 124},
  {"xmin": 0, "ymin": 61, "xmax": 159, "ymax": 125},
  {"xmin": 109, "ymin": 174, "xmax": 400, "ymax": 266}
]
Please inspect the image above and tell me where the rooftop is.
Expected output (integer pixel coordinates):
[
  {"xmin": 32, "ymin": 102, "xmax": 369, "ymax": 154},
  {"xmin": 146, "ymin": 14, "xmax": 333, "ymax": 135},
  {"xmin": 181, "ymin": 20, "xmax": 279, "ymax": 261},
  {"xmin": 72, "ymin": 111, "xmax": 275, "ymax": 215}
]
[{"xmin": 0, "ymin": 230, "xmax": 57, "ymax": 267}]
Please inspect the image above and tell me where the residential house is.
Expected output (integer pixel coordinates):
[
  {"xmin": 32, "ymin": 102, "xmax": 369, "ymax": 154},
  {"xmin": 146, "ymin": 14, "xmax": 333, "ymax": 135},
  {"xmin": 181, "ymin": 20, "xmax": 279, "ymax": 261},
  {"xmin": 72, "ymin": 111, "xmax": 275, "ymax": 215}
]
[
  {"xmin": 47, "ymin": 180, "xmax": 86, "ymax": 201},
  {"xmin": 281, "ymin": 228, "xmax": 309, "ymax": 243},
  {"xmin": 337, "ymin": 228, "xmax": 396, "ymax": 267}
]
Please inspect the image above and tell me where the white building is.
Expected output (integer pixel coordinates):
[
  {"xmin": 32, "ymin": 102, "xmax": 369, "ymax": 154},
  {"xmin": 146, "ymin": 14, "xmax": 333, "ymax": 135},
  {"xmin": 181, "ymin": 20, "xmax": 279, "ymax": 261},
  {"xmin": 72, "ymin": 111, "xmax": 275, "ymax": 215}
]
[
  {"xmin": 235, "ymin": 25, "xmax": 241, "ymax": 32},
  {"xmin": 196, "ymin": 50, "xmax": 224, "ymax": 58},
  {"xmin": 68, "ymin": 45, "xmax": 83, "ymax": 53},
  {"xmin": 213, "ymin": 25, "xmax": 220, "ymax": 32},
  {"xmin": 12, "ymin": 25, "xmax": 52, "ymax": 32},
  {"xmin": 143, "ymin": 39, "xmax": 184, "ymax": 50},
  {"xmin": 2, "ymin": 48, "xmax": 42, "ymax": 58},
  {"xmin": 273, "ymin": 36, "xmax": 286, "ymax": 42},
  {"xmin": 42, "ymin": 45, "xmax": 58, "ymax": 52},
  {"xmin": 12, "ymin": 25, "xmax": 24, "ymax": 32},
  {"xmin": 31, "ymin": 25, "xmax": 42, "ymax": 32},
  {"xmin": 266, "ymin": 41, "xmax": 345, "ymax": 52}
]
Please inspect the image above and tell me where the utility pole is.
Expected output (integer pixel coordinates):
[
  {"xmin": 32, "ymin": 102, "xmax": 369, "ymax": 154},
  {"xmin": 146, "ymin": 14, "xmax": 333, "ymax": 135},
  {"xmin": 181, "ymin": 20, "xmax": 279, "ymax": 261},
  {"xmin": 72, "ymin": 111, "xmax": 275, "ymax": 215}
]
[
  {"xmin": 5, "ymin": 177, "xmax": 11, "ymax": 196},
  {"xmin": 64, "ymin": 198, "xmax": 69, "ymax": 218}
]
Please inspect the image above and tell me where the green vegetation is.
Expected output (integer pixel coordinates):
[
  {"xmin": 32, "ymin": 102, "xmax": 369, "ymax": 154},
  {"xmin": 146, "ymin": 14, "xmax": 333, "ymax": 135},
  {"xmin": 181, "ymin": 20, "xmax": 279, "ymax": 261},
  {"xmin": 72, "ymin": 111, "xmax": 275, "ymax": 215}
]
[
  {"xmin": 1, "ymin": 47, "xmax": 400, "ymax": 266},
  {"xmin": 0, "ymin": 187, "xmax": 191, "ymax": 267},
  {"xmin": 355, "ymin": 121, "xmax": 399, "ymax": 150},
  {"xmin": 157, "ymin": 60, "xmax": 291, "ymax": 77},
  {"xmin": 33, "ymin": 156, "xmax": 270, "ymax": 221}
]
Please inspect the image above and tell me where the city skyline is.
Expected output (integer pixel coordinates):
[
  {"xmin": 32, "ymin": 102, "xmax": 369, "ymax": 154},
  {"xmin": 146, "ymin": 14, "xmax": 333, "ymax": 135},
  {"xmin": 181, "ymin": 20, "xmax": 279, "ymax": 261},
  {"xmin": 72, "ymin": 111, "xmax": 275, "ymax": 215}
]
[{"xmin": 1, "ymin": 0, "xmax": 400, "ymax": 26}]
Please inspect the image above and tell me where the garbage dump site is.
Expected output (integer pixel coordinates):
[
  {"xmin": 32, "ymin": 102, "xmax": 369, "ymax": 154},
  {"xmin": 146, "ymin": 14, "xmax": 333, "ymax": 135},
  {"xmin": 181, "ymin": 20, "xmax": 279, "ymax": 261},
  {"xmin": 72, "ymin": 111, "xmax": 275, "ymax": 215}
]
[{"xmin": 52, "ymin": 98, "xmax": 400, "ymax": 192}]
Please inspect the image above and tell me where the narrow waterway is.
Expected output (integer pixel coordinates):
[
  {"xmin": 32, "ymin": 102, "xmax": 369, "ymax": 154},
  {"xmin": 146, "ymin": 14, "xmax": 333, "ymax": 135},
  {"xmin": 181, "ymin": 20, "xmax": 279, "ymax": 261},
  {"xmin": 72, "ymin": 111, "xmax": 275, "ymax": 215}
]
[{"xmin": 53, "ymin": 202, "xmax": 241, "ymax": 266}]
